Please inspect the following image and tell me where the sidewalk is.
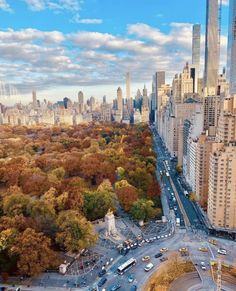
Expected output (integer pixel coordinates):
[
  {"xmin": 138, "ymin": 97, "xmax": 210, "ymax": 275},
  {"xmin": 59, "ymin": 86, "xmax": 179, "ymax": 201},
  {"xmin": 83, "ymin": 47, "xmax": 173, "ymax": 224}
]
[{"xmin": 0, "ymin": 285, "xmax": 86, "ymax": 291}]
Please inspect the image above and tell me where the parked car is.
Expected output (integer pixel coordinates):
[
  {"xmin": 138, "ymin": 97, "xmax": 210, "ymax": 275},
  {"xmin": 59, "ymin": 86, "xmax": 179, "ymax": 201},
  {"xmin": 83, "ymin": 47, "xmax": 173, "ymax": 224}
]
[{"xmin": 130, "ymin": 285, "xmax": 137, "ymax": 291}]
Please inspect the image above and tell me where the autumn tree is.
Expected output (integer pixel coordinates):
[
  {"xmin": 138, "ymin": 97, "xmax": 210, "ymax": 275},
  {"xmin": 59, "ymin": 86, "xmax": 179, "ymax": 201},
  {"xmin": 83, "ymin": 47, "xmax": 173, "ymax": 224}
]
[
  {"xmin": 42, "ymin": 187, "xmax": 57, "ymax": 207},
  {"xmin": 19, "ymin": 167, "xmax": 50, "ymax": 196},
  {"xmin": 28, "ymin": 200, "xmax": 56, "ymax": 235},
  {"xmin": 47, "ymin": 167, "xmax": 65, "ymax": 186},
  {"xmin": 146, "ymin": 180, "xmax": 161, "ymax": 207},
  {"xmin": 56, "ymin": 210, "xmax": 97, "ymax": 252},
  {"xmin": 97, "ymin": 179, "xmax": 113, "ymax": 193},
  {"xmin": 189, "ymin": 192, "xmax": 197, "ymax": 202},
  {"xmin": 10, "ymin": 228, "xmax": 57, "ymax": 276},
  {"xmin": 0, "ymin": 215, "xmax": 33, "ymax": 232},
  {"xmin": 0, "ymin": 228, "xmax": 18, "ymax": 251},
  {"xmin": 116, "ymin": 186, "xmax": 139, "ymax": 212},
  {"xmin": 175, "ymin": 165, "xmax": 183, "ymax": 174},
  {"xmin": 3, "ymin": 193, "xmax": 31, "ymax": 217}
]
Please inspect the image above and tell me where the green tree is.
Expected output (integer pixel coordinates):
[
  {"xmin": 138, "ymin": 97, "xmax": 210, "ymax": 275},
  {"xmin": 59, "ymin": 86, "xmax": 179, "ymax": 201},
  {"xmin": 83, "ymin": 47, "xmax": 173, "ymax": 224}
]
[
  {"xmin": 128, "ymin": 168, "xmax": 153, "ymax": 194},
  {"xmin": 83, "ymin": 191, "xmax": 114, "ymax": 221},
  {"xmin": 56, "ymin": 210, "xmax": 97, "ymax": 252},
  {"xmin": 130, "ymin": 199, "xmax": 159, "ymax": 222}
]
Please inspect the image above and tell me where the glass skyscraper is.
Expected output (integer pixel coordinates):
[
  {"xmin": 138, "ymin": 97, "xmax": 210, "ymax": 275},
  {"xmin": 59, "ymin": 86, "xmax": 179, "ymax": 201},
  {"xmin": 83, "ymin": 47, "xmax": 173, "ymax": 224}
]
[
  {"xmin": 227, "ymin": 0, "xmax": 236, "ymax": 95},
  {"xmin": 204, "ymin": 0, "xmax": 219, "ymax": 92}
]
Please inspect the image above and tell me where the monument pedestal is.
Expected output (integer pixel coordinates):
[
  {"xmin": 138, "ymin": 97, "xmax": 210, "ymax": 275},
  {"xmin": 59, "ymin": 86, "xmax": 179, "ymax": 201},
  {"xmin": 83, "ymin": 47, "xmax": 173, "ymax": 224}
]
[{"xmin": 105, "ymin": 210, "xmax": 117, "ymax": 236}]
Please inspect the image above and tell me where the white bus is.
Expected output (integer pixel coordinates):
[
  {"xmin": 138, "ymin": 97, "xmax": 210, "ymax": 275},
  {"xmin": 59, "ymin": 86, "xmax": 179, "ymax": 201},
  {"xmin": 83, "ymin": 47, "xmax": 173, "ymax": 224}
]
[{"xmin": 117, "ymin": 258, "xmax": 136, "ymax": 275}]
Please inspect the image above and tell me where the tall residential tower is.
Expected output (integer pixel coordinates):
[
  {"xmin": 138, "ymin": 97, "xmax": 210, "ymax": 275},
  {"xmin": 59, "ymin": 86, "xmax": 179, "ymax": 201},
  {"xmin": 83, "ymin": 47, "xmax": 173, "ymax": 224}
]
[
  {"xmin": 204, "ymin": 0, "xmax": 219, "ymax": 94},
  {"xmin": 227, "ymin": 0, "xmax": 236, "ymax": 94},
  {"xmin": 192, "ymin": 24, "xmax": 201, "ymax": 69},
  {"xmin": 192, "ymin": 24, "xmax": 201, "ymax": 93}
]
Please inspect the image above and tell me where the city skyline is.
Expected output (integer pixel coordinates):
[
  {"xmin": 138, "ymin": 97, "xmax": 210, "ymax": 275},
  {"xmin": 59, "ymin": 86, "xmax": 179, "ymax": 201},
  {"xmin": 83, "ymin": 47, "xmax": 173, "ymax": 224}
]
[{"xmin": 0, "ymin": 0, "xmax": 231, "ymax": 103}]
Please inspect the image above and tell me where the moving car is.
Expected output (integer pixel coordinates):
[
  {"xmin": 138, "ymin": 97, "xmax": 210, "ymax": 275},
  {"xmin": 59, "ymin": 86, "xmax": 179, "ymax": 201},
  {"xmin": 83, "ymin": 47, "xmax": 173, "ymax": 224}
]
[
  {"xmin": 198, "ymin": 247, "xmax": 208, "ymax": 252},
  {"xmin": 98, "ymin": 269, "xmax": 106, "ymax": 277},
  {"xmin": 179, "ymin": 247, "xmax": 188, "ymax": 252},
  {"xmin": 160, "ymin": 257, "xmax": 168, "ymax": 262},
  {"xmin": 144, "ymin": 263, "xmax": 154, "ymax": 272},
  {"xmin": 142, "ymin": 256, "xmax": 151, "ymax": 262},
  {"xmin": 218, "ymin": 248, "xmax": 227, "ymax": 255},
  {"xmin": 200, "ymin": 262, "xmax": 206, "ymax": 271},
  {"xmin": 128, "ymin": 274, "xmax": 135, "ymax": 283},
  {"xmin": 208, "ymin": 239, "xmax": 218, "ymax": 246},
  {"xmin": 98, "ymin": 277, "xmax": 107, "ymax": 287},
  {"xmin": 154, "ymin": 253, "xmax": 163, "ymax": 258},
  {"xmin": 179, "ymin": 247, "xmax": 189, "ymax": 256},
  {"xmin": 110, "ymin": 283, "xmax": 121, "ymax": 291}
]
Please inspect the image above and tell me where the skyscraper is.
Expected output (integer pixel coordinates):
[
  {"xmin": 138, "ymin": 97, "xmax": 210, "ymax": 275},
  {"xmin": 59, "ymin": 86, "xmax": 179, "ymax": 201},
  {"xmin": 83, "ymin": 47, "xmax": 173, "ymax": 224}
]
[
  {"xmin": 78, "ymin": 91, "xmax": 84, "ymax": 114},
  {"xmin": 32, "ymin": 90, "xmax": 37, "ymax": 109},
  {"xmin": 192, "ymin": 24, "xmax": 201, "ymax": 93},
  {"xmin": 142, "ymin": 85, "xmax": 148, "ymax": 108},
  {"xmin": 192, "ymin": 24, "xmax": 201, "ymax": 68},
  {"xmin": 117, "ymin": 87, "xmax": 123, "ymax": 112},
  {"xmin": 227, "ymin": 0, "xmax": 236, "ymax": 94},
  {"xmin": 204, "ymin": 0, "xmax": 219, "ymax": 94},
  {"xmin": 126, "ymin": 72, "xmax": 131, "ymax": 99}
]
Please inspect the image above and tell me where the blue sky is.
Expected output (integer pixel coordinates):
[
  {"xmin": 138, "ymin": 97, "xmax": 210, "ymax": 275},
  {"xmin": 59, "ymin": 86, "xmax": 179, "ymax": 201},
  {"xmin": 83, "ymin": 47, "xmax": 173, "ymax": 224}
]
[{"xmin": 0, "ymin": 0, "xmax": 230, "ymax": 103}]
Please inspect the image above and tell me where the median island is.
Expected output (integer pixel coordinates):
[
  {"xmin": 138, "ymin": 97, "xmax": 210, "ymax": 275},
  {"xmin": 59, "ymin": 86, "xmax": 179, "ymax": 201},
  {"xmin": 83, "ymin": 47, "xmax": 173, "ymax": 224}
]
[{"xmin": 143, "ymin": 253, "xmax": 195, "ymax": 291}]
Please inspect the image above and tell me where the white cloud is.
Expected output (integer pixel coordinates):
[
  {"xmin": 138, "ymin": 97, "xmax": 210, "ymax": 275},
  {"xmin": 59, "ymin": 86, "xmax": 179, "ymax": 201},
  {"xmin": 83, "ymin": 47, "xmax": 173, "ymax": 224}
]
[
  {"xmin": 221, "ymin": 0, "xmax": 229, "ymax": 6},
  {"xmin": 0, "ymin": 0, "xmax": 13, "ymax": 12},
  {"xmin": 24, "ymin": 0, "xmax": 81, "ymax": 12},
  {"xmin": 24, "ymin": 0, "xmax": 45, "ymax": 11},
  {"xmin": 0, "ymin": 22, "xmax": 228, "ymax": 99},
  {"xmin": 77, "ymin": 18, "xmax": 103, "ymax": 24},
  {"xmin": 73, "ymin": 14, "xmax": 103, "ymax": 24},
  {"xmin": 0, "ymin": 28, "xmax": 65, "ymax": 43}
]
